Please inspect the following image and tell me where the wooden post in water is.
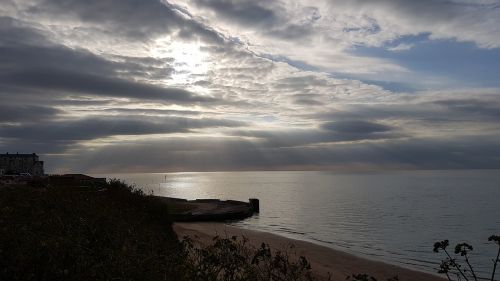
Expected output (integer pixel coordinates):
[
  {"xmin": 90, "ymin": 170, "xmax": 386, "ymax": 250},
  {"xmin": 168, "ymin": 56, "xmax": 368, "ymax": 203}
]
[{"xmin": 249, "ymin": 198, "xmax": 260, "ymax": 213}]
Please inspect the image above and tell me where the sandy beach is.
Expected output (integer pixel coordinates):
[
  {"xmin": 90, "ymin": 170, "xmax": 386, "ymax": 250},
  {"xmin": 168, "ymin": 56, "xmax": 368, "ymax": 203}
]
[{"xmin": 174, "ymin": 223, "xmax": 445, "ymax": 281}]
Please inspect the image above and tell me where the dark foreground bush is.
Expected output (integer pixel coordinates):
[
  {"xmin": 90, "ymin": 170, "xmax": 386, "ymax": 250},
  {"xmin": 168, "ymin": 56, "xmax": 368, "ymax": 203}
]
[
  {"xmin": 0, "ymin": 180, "xmax": 183, "ymax": 281},
  {"xmin": 433, "ymin": 236, "xmax": 500, "ymax": 281},
  {"xmin": 180, "ymin": 235, "xmax": 317, "ymax": 281},
  {"xmin": 1, "ymin": 180, "xmax": 397, "ymax": 281}
]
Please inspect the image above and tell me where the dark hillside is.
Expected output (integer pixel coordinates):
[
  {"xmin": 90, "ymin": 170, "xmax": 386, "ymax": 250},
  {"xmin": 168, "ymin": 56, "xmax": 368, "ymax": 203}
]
[{"xmin": 0, "ymin": 180, "xmax": 184, "ymax": 281}]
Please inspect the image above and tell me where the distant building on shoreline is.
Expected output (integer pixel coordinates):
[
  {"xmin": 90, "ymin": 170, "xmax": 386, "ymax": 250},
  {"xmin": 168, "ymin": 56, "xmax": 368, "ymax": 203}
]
[{"xmin": 0, "ymin": 153, "xmax": 45, "ymax": 176}]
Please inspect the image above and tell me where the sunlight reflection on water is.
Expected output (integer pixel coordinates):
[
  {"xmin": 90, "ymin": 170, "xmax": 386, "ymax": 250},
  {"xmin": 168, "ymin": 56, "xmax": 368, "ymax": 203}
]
[{"xmin": 94, "ymin": 170, "xmax": 500, "ymax": 275}]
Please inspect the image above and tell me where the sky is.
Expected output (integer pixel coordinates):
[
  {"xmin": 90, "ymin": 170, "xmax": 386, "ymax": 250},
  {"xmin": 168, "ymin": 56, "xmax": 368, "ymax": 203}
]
[{"xmin": 1, "ymin": 0, "xmax": 500, "ymax": 173}]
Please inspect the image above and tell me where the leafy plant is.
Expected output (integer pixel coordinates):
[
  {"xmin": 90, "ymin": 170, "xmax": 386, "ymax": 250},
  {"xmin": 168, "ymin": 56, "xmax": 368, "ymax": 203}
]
[
  {"xmin": 433, "ymin": 235, "xmax": 500, "ymax": 281},
  {"xmin": 180, "ymin": 234, "xmax": 317, "ymax": 281},
  {"xmin": 0, "ymin": 180, "xmax": 183, "ymax": 281},
  {"xmin": 180, "ymin": 234, "xmax": 401, "ymax": 281}
]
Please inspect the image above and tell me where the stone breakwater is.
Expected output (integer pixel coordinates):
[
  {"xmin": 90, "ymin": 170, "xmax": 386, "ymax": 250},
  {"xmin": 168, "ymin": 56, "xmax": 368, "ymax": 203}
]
[{"xmin": 153, "ymin": 196, "xmax": 259, "ymax": 222}]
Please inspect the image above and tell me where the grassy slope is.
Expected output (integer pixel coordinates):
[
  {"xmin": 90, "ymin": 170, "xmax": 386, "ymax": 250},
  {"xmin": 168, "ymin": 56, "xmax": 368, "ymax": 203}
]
[{"xmin": 0, "ymin": 181, "xmax": 184, "ymax": 281}]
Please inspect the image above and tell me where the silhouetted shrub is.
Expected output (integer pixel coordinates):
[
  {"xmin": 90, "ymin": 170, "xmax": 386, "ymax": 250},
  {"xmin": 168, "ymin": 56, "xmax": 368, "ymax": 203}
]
[
  {"xmin": 0, "ymin": 181, "xmax": 183, "ymax": 281},
  {"xmin": 0, "ymin": 181, "xmax": 399, "ymax": 281},
  {"xmin": 433, "ymin": 236, "xmax": 500, "ymax": 281},
  {"xmin": 180, "ymin": 235, "xmax": 317, "ymax": 281}
]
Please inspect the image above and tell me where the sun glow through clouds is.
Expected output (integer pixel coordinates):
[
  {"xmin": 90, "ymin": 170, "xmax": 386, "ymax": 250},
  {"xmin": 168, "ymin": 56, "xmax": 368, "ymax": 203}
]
[
  {"xmin": 2, "ymin": 0, "xmax": 500, "ymax": 173},
  {"xmin": 150, "ymin": 38, "xmax": 210, "ymax": 87}
]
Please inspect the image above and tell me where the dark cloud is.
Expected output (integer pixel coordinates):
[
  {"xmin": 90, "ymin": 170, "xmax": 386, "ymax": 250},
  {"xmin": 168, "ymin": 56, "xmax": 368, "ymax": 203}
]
[
  {"xmin": 430, "ymin": 98, "xmax": 500, "ymax": 120},
  {"xmin": 312, "ymin": 96, "xmax": 500, "ymax": 124},
  {"xmin": 44, "ymin": 138, "xmax": 278, "ymax": 172},
  {"xmin": 17, "ymin": 0, "xmax": 227, "ymax": 45},
  {"xmin": 2, "ymin": 0, "xmax": 499, "ymax": 172},
  {"xmin": 42, "ymin": 135, "xmax": 500, "ymax": 173},
  {"xmin": 314, "ymin": 108, "xmax": 420, "ymax": 124},
  {"xmin": 265, "ymin": 24, "xmax": 314, "ymax": 40},
  {"xmin": 293, "ymin": 98, "xmax": 324, "ymax": 106},
  {"xmin": 103, "ymin": 108, "xmax": 202, "ymax": 116},
  {"xmin": 264, "ymin": 5, "xmax": 321, "ymax": 40},
  {"xmin": 0, "ymin": 17, "xmax": 136, "ymax": 75},
  {"xmin": 329, "ymin": 0, "xmax": 464, "ymax": 26},
  {"xmin": 232, "ymin": 124, "xmax": 400, "ymax": 147},
  {"xmin": 276, "ymin": 75, "xmax": 329, "ymax": 89},
  {"xmin": 1, "ymin": 69, "xmax": 216, "ymax": 103},
  {"xmin": 0, "ymin": 17, "xmax": 51, "ymax": 47},
  {"xmin": 0, "ymin": 19, "xmax": 216, "ymax": 104},
  {"xmin": 321, "ymin": 120, "xmax": 392, "ymax": 134},
  {"xmin": 0, "ymin": 116, "xmax": 245, "ymax": 142},
  {"xmin": 50, "ymin": 99, "xmax": 117, "ymax": 107},
  {"xmin": 191, "ymin": 0, "xmax": 280, "ymax": 27},
  {"xmin": 0, "ymin": 139, "xmax": 74, "ymax": 155},
  {"xmin": 33, "ymin": 0, "xmax": 176, "ymax": 39},
  {"xmin": 187, "ymin": 0, "xmax": 320, "ymax": 42},
  {"xmin": 0, "ymin": 104, "xmax": 62, "ymax": 123}
]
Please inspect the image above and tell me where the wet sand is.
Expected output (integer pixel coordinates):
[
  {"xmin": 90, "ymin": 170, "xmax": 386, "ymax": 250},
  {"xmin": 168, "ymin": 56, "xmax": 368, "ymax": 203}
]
[{"xmin": 174, "ymin": 222, "xmax": 445, "ymax": 281}]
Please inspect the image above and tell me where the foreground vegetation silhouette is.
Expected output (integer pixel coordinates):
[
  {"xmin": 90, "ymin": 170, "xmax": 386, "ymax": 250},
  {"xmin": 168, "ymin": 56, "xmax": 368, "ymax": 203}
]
[
  {"xmin": 433, "ymin": 236, "xmax": 500, "ymax": 281},
  {"xmin": 4, "ymin": 179, "xmax": 490, "ymax": 281},
  {"xmin": 1, "ymin": 180, "xmax": 182, "ymax": 280}
]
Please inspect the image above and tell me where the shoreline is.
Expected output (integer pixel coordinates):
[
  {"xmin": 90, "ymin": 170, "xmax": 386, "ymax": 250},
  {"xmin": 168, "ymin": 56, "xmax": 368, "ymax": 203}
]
[{"xmin": 174, "ymin": 222, "xmax": 445, "ymax": 281}]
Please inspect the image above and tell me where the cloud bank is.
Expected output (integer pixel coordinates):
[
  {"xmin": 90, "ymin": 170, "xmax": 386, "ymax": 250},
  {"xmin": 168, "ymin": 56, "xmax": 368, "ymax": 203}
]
[{"xmin": 1, "ymin": 0, "xmax": 500, "ymax": 173}]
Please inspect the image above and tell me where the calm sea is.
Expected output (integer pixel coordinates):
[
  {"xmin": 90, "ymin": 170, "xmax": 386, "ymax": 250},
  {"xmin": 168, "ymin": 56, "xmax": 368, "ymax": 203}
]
[{"xmin": 93, "ymin": 170, "xmax": 500, "ymax": 275}]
